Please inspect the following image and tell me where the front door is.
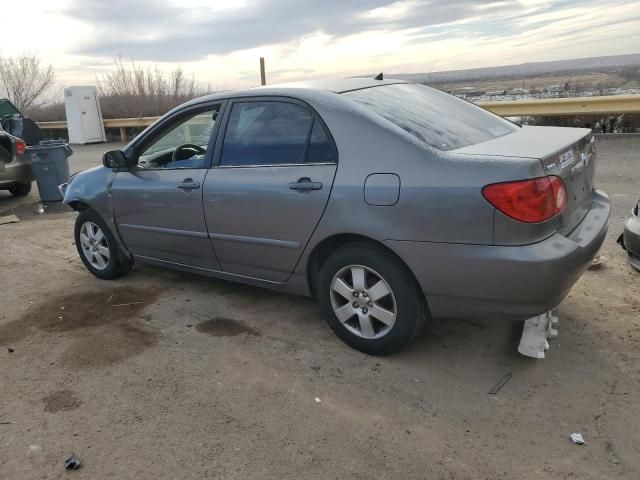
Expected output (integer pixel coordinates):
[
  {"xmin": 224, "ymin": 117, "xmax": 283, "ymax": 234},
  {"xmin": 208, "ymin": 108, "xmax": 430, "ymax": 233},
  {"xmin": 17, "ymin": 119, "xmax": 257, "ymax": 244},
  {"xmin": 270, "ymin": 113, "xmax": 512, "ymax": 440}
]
[
  {"xmin": 203, "ymin": 99, "xmax": 338, "ymax": 282},
  {"xmin": 112, "ymin": 105, "xmax": 222, "ymax": 269}
]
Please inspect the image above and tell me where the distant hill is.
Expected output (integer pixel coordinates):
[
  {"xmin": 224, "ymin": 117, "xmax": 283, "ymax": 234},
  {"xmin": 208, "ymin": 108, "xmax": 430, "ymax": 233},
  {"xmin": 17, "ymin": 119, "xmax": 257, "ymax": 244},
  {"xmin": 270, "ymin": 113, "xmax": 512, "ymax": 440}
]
[{"xmin": 391, "ymin": 53, "xmax": 640, "ymax": 84}]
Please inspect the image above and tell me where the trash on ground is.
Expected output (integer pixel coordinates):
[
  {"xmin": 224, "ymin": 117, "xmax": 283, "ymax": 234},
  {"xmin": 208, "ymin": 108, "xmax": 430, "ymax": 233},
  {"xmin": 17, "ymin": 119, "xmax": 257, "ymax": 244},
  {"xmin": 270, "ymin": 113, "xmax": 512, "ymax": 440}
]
[
  {"xmin": 64, "ymin": 453, "xmax": 81, "ymax": 470},
  {"xmin": 110, "ymin": 301, "xmax": 143, "ymax": 307},
  {"xmin": 0, "ymin": 215, "xmax": 20, "ymax": 225},
  {"xmin": 8, "ymin": 348, "xmax": 14, "ymax": 353},
  {"xmin": 589, "ymin": 255, "xmax": 607, "ymax": 269},
  {"xmin": 0, "ymin": 421, "xmax": 16, "ymax": 425},
  {"xmin": 570, "ymin": 433, "xmax": 586, "ymax": 445},
  {"xmin": 488, "ymin": 373, "xmax": 513, "ymax": 394},
  {"xmin": 314, "ymin": 397, "xmax": 322, "ymax": 403},
  {"xmin": 518, "ymin": 311, "xmax": 558, "ymax": 359}
]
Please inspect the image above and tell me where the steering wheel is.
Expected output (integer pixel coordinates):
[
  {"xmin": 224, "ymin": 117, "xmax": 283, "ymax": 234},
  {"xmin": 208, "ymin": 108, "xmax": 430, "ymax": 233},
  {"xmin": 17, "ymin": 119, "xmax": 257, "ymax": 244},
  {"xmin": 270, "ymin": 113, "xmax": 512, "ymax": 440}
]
[{"xmin": 172, "ymin": 143, "xmax": 206, "ymax": 162}]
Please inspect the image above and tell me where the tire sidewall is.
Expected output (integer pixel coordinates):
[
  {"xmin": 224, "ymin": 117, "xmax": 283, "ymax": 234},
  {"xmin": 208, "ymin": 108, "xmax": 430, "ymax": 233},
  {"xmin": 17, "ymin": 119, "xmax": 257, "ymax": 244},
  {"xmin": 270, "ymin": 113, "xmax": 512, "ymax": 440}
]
[
  {"xmin": 74, "ymin": 209, "xmax": 125, "ymax": 280},
  {"xmin": 318, "ymin": 244, "xmax": 425, "ymax": 355},
  {"xmin": 9, "ymin": 182, "xmax": 31, "ymax": 196}
]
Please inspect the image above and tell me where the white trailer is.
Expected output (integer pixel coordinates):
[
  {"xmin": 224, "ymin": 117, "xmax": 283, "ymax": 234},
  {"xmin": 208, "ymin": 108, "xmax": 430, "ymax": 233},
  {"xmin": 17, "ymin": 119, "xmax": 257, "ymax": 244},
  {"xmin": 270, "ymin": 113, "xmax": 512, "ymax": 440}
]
[{"xmin": 64, "ymin": 86, "xmax": 106, "ymax": 145}]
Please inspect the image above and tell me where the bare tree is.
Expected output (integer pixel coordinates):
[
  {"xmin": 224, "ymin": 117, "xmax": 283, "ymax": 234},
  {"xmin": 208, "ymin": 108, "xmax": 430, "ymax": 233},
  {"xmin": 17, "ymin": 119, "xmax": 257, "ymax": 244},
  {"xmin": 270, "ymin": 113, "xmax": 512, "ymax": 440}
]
[
  {"xmin": 98, "ymin": 56, "xmax": 212, "ymax": 118},
  {"xmin": 0, "ymin": 53, "xmax": 55, "ymax": 112}
]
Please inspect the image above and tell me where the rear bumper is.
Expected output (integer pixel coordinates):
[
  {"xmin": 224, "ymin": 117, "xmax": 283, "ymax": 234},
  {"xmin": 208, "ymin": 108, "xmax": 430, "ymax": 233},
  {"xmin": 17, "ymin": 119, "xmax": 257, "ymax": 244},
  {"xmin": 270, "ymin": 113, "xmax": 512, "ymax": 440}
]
[
  {"xmin": 0, "ymin": 160, "xmax": 33, "ymax": 188},
  {"xmin": 386, "ymin": 189, "xmax": 610, "ymax": 318}
]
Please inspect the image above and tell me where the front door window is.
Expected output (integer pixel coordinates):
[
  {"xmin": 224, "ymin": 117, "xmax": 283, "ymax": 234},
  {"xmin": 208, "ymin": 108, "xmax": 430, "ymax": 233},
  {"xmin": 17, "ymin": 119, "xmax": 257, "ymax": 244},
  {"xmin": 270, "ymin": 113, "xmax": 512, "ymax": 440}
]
[{"xmin": 138, "ymin": 107, "xmax": 220, "ymax": 169}]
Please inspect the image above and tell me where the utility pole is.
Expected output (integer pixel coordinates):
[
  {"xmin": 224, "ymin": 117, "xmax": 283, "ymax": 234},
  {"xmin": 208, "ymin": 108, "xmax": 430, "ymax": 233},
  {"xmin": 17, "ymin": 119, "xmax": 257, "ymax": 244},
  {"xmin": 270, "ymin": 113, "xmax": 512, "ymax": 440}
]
[{"xmin": 260, "ymin": 57, "xmax": 266, "ymax": 86}]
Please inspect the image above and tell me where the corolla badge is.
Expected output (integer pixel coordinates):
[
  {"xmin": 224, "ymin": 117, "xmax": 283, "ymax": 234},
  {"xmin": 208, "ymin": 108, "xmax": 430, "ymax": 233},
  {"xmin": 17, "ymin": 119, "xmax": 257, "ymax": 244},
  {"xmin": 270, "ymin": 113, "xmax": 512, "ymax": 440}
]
[{"xmin": 559, "ymin": 150, "xmax": 575, "ymax": 168}]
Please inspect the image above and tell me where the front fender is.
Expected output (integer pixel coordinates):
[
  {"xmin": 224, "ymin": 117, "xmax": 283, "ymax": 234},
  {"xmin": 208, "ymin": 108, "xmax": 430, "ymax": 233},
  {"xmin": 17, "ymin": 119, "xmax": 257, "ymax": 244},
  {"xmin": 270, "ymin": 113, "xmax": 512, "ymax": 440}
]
[{"xmin": 62, "ymin": 166, "xmax": 131, "ymax": 258}]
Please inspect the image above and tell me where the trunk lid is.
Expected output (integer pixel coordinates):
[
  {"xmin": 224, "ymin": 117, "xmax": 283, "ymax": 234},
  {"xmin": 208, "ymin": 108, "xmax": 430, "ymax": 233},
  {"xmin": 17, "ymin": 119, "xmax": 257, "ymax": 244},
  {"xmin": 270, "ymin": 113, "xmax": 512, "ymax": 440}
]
[{"xmin": 455, "ymin": 125, "xmax": 596, "ymax": 235}]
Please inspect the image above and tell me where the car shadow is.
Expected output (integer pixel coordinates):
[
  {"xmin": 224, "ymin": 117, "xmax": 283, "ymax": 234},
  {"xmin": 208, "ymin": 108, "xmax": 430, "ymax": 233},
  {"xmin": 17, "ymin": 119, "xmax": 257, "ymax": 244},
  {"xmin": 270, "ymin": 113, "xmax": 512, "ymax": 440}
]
[{"xmin": 126, "ymin": 263, "xmax": 530, "ymax": 371}]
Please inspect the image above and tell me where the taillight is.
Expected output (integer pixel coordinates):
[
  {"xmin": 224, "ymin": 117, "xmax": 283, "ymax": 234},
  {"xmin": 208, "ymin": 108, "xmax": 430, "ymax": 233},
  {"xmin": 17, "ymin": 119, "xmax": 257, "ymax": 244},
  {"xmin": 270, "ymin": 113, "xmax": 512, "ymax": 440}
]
[
  {"xmin": 482, "ymin": 176, "xmax": 566, "ymax": 223},
  {"xmin": 15, "ymin": 140, "xmax": 26, "ymax": 155}
]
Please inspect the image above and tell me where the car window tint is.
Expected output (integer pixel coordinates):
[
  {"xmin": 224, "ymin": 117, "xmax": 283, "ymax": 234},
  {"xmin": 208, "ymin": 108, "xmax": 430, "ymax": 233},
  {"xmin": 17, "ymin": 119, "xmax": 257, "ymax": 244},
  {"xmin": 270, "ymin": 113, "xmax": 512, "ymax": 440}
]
[
  {"xmin": 307, "ymin": 121, "xmax": 337, "ymax": 164},
  {"xmin": 343, "ymin": 84, "xmax": 518, "ymax": 151},
  {"xmin": 138, "ymin": 107, "xmax": 219, "ymax": 169},
  {"xmin": 220, "ymin": 102, "xmax": 313, "ymax": 166}
]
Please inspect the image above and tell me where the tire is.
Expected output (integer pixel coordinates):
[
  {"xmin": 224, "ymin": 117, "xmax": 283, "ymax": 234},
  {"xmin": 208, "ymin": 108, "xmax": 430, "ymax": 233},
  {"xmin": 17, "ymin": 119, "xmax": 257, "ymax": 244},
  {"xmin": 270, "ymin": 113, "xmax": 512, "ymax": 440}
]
[
  {"xmin": 9, "ymin": 182, "xmax": 31, "ymax": 197},
  {"xmin": 318, "ymin": 243, "xmax": 427, "ymax": 355},
  {"xmin": 74, "ymin": 209, "xmax": 133, "ymax": 280}
]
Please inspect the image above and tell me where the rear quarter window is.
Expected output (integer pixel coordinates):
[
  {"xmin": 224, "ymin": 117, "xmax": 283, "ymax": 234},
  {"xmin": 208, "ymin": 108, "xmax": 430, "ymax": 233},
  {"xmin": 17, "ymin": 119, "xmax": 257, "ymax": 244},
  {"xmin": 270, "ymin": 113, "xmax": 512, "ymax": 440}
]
[{"xmin": 343, "ymin": 83, "xmax": 517, "ymax": 151}]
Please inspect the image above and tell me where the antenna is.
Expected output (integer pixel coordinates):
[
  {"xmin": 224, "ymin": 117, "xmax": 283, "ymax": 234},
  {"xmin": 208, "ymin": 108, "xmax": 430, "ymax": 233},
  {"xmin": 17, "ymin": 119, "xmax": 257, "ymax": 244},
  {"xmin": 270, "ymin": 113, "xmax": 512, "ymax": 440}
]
[{"xmin": 374, "ymin": 73, "xmax": 383, "ymax": 80}]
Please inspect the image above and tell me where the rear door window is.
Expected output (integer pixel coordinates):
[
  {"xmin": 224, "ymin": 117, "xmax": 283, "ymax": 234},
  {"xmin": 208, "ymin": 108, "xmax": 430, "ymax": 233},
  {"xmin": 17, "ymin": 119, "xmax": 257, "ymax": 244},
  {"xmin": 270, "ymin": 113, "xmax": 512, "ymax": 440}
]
[
  {"xmin": 343, "ymin": 83, "xmax": 517, "ymax": 151},
  {"xmin": 307, "ymin": 120, "xmax": 338, "ymax": 164},
  {"xmin": 220, "ymin": 101, "xmax": 313, "ymax": 166}
]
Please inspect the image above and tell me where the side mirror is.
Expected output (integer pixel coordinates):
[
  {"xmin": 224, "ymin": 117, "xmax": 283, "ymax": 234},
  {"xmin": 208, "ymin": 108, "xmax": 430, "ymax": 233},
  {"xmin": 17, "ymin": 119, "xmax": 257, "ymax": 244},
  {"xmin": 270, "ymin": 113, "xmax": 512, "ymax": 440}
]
[{"xmin": 103, "ymin": 150, "xmax": 134, "ymax": 169}]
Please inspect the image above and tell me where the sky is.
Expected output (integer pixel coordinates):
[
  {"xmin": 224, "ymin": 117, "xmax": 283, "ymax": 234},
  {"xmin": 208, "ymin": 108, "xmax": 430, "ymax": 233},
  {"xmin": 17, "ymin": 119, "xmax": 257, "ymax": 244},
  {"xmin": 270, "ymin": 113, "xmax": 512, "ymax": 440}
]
[{"xmin": 0, "ymin": 0, "xmax": 639, "ymax": 90}]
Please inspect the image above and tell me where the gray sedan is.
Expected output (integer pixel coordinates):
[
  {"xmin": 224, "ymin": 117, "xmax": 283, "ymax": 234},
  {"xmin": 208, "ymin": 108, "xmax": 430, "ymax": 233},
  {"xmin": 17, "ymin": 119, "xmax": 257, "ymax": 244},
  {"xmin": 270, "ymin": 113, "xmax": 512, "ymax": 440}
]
[{"xmin": 60, "ymin": 78, "xmax": 609, "ymax": 354}]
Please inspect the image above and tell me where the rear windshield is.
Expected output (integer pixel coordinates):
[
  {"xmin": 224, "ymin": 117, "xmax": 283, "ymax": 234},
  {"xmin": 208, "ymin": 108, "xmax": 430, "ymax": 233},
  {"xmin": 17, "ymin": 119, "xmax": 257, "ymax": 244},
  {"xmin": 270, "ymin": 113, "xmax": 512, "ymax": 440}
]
[{"xmin": 342, "ymin": 83, "xmax": 518, "ymax": 151}]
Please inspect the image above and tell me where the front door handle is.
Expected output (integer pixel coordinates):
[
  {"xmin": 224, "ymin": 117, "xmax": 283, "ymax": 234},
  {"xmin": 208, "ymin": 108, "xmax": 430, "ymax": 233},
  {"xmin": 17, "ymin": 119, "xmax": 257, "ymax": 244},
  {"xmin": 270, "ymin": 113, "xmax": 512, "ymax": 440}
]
[
  {"xmin": 289, "ymin": 177, "xmax": 322, "ymax": 192},
  {"xmin": 177, "ymin": 178, "xmax": 201, "ymax": 190}
]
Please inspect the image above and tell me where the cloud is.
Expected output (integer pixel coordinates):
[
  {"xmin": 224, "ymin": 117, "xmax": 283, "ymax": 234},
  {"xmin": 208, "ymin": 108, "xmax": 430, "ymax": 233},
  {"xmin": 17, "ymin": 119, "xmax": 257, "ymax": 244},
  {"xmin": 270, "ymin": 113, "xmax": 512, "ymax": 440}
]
[{"xmin": 64, "ymin": 0, "xmax": 524, "ymax": 61}]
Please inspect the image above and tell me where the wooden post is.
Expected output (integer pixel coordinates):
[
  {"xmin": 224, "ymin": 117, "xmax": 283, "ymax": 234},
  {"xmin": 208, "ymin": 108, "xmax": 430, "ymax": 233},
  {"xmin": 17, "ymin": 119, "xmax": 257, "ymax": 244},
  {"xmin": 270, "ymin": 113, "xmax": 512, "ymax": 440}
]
[
  {"xmin": 260, "ymin": 57, "xmax": 266, "ymax": 86},
  {"xmin": 119, "ymin": 127, "xmax": 128, "ymax": 142}
]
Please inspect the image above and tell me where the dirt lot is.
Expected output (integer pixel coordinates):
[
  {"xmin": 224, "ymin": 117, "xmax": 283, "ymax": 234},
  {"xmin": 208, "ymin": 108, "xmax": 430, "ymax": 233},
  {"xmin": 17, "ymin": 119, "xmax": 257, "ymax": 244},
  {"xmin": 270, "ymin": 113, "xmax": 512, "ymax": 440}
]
[{"xmin": 1, "ymin": 137, "xmax": 639, "ymax": 479}]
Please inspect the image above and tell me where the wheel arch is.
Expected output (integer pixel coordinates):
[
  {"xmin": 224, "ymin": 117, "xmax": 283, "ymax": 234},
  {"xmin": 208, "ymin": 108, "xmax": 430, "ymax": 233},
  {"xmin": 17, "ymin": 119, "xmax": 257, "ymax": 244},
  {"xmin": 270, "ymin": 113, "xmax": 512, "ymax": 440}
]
[
  {"xmin": 306, "ymin": 233, "xmax": 426, "ymax": 305},
  {"xmin": 67, "ymin": 200, "xmax": 91, "ymax": 211}
]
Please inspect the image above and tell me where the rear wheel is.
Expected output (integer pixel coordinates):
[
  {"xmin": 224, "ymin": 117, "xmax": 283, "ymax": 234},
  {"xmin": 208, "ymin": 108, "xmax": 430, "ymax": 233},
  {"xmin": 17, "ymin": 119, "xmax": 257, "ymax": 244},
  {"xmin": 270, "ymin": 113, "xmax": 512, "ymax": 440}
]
[
  {"xmin": 9, "ymin": 182, "xmax": 31, "ymax": 197},
  {"xmin": 74, "ymin": 209, "xmax": 133, "ymax": 279},
  {"xmin": 318, "ymin": 243, "xmax": 427, "ymax": 355}
]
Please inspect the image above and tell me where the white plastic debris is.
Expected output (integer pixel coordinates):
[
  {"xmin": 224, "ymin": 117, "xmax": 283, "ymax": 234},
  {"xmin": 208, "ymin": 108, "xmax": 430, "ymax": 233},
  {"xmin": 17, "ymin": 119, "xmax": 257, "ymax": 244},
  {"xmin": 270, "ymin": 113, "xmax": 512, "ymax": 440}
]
[
  {"xmin": 314, "ymin": 397, "xmax": 321, "ymax": 403},
  {"xmin": 570, "ymin": 433, "xmax": 585, "ymax": 445},
  {"xmin": 518, "ymin": 311, "xmax": 559, "ymax": 359},
  {"xmin": 589, "ymin": 255, "xmax": 607, "ymax": 269}
]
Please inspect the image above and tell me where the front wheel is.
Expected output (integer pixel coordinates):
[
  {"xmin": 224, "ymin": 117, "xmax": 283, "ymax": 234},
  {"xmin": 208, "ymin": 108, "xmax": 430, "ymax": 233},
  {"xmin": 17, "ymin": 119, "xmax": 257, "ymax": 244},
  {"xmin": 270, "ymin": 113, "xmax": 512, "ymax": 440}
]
[
  {"xmin": 74, "ymin": 209, "xmax": 133, "ymax": 279},
  {"xmin": 318, "ymin": 243, "xmax": 427, "ymax": 355}
]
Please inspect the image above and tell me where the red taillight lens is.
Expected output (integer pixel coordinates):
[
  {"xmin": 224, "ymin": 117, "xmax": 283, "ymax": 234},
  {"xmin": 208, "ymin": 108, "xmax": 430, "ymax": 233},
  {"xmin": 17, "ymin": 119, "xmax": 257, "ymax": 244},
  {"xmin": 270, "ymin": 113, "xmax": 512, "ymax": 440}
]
[
  {"xmin": 482, "ymin": 176, "xmax": 566, "ymax": 223},
  {"xmin": 15, "ymin": 140, "xmax": 26, "ymax": 155}
]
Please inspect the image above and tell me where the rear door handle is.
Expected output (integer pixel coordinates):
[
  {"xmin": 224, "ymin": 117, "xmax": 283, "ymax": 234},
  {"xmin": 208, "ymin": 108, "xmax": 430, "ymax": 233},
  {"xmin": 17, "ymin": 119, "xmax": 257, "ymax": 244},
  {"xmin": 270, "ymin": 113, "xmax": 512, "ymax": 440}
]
[
  {"xmin": 177, "ymin": 179, "xmax": 201, "ymax": 190},
  {"xmin": 289, "ymin": 177, "xmax": 322, "ymax": 192}
]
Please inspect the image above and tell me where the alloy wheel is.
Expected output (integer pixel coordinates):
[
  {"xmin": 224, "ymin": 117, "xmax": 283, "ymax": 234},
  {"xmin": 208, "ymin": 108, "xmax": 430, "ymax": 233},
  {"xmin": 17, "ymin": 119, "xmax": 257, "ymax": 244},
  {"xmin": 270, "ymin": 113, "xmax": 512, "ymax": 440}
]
[
  {"xmin": 79, "ymin": 221, "xmax": 110, "ymax": 270},
  {"xmin": 329, "ymin": 265, "xmax": 397, "ymax": 339}
]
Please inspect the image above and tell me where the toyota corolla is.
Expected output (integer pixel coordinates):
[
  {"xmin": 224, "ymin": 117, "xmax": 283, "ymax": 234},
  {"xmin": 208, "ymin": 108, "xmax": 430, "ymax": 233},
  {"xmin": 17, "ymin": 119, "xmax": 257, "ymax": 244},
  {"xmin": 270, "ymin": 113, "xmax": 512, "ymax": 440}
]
[{"xmin": 60, "ymin": 78, "xmax": 610, "ymax": 355}]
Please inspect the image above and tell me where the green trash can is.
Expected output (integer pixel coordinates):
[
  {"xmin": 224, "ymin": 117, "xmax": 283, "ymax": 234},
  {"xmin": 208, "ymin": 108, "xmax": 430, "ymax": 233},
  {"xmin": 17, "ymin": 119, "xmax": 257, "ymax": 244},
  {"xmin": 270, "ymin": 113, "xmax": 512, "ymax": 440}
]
[{"xmin": 27, "ymin": 141, "xmax": 73, "ymax": 201}]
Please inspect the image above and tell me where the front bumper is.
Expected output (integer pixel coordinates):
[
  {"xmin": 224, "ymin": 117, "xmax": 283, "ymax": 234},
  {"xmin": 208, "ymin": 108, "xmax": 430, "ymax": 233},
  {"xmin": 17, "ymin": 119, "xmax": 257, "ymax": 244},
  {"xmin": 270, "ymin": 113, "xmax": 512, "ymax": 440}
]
[{"xmin": 386, "ymin": 190, "xmax": 610, "ymax": 318}]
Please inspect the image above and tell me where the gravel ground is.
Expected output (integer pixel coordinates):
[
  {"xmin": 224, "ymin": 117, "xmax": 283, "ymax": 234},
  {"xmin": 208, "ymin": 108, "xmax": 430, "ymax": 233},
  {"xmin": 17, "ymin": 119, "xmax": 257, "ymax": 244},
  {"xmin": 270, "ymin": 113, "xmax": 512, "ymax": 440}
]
[{"xmin": 0, "ymin": 137, "xmax": 639, "ymax": 479}]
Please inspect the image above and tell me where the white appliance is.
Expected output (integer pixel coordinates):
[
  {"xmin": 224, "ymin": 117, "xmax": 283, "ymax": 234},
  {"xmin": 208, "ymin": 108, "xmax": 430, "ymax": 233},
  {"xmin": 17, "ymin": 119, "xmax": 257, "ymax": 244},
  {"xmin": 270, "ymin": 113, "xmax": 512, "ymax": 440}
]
[{"xmin": 64, "ymin": 86, "xmax": 106, "ymax": 144}]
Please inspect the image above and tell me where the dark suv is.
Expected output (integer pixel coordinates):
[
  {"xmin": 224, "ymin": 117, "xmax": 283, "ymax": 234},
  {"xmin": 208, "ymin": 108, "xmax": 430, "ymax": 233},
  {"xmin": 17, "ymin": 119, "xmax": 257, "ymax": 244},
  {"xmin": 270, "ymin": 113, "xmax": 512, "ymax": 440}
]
[{"xmin": 0, "ymin": 124, "xmax": 32, "ymax": 196}]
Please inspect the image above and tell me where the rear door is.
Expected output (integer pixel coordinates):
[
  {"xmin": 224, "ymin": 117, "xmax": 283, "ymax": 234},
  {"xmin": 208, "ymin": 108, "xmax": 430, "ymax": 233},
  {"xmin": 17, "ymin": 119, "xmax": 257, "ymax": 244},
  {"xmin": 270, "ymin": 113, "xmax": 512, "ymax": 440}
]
[{"xmin": 203, "ymin": 99, "xmax": 338, "ymax": 282}]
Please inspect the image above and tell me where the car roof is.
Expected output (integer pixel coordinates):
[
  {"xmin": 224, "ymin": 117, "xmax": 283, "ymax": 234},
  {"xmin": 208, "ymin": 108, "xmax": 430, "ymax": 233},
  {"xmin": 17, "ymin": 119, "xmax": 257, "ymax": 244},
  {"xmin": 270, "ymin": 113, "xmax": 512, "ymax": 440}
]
[
  {"xmin": 178, "ymin": 77, "xmax": 408, "ymax": 110},
  {"xmin": 261, "ymin": 77, "xmax": 408, "ymax": 93}
]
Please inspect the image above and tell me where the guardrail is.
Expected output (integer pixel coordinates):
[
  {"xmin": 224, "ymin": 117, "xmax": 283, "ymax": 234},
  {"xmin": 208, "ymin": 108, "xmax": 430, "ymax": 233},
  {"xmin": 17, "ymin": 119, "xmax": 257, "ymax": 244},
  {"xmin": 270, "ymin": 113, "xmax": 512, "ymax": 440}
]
[
  {"xmin": 478, "ymin": 94, "xmax": 640, "ymax": 117},
  {"xmin": 37, "ymin": 94, "xmax": 640, "ymax": 142}
]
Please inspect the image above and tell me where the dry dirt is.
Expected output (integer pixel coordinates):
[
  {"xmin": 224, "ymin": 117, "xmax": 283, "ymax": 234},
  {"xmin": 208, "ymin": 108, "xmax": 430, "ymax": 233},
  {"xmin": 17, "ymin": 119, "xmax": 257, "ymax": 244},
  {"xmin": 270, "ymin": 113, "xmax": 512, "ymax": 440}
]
[{"xmin": 0, "ymin": 137, "xmax": 639, "ymax": 479}]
